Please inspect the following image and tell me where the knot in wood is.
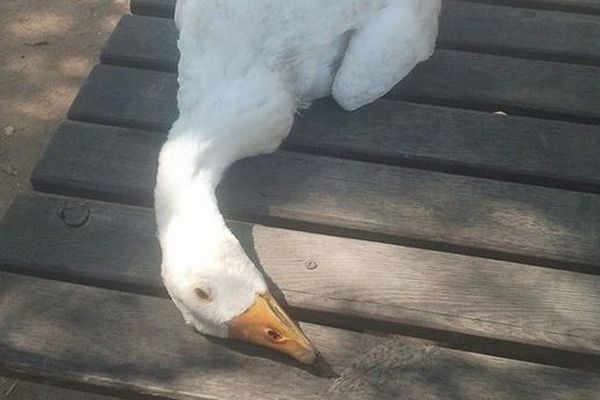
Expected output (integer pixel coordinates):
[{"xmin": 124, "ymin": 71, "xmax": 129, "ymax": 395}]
[{"xmin": 60, "ymin": 204, "xmax": 90, "ymax": 228}]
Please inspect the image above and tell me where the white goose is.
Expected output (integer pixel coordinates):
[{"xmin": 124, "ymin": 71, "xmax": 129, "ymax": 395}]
[{"xmin": 155, "ymin": 0, "xmax": 441, "ymax": 364}]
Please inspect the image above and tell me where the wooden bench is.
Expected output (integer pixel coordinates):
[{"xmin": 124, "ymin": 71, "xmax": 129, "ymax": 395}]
[{"xmin": 1, "ymin": 0, "xmax": 599, "ymax": 398}]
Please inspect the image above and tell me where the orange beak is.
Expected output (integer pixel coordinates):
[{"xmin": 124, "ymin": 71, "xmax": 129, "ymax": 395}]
[{"xmin": 227, "ymin": 292, "xmax": 318, "ymax": 364}]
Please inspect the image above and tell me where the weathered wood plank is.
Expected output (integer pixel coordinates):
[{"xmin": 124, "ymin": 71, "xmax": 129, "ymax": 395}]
[
  {"xmin": 101, "ymin": 15, "xmax": 178, "ymax": 72},
  {"xmin": 392, "ymin": 50, "xmax": 600, "ymax": 124},
  {"xmin": 130, "ymin": 0, "xmax": 175, "ymax": 18},
  {"xmin": 0, "ymin": 377, "xmax": 119, "ymax": 400},
  {"xmin": 33, "ymin": 121, "xmax": 600, "ymax": 272},
  {"xmin": 2, "ymin": 193, "xmax": 600, "ymax": 369},
  {"xmin": 1, "ymin": 271, "xmax": 599, "ymax": 399},
  {"xmin": 482, "ymin": 0, "xmax": 600, "ymax": 15},
  {"xmin": 100, "ymin": 27, "xmax": 600, "ymax": 123},
  {"xmin": 100, "ymin": 15, "xmax": 600, "ymax": 122},
  {"xmin": 107, "ymin": 7, "xmax": 600, "ymax": 72},
  {"xmin": 292, "ymin": 99, "xmax": 600, "ymax": 194},
  {"xmin": 439, "ymin": 2, "xmax": 600, "ymax": 65},
  {"xmin": 68, "ymin": 66, "xmax": 178, "ymax": 131},
  {"xmin": 130, "ymin": 0, "xmax": 600, "ymax": 18},
  {"xmin": 67, "ymin": 64, "xmax": 600, "ymax": 193},
  {"xmin": 0, "ymin": 270, "xmax": 375, "ymax": 400}
]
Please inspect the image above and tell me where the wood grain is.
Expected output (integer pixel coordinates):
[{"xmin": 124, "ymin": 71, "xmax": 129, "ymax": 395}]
[
  {"xmin": 101, "ymin": 15, "xmax": 178, "ymax": 72},
  {"xmin": 4, "ymin": 1, "xmax": 599, "ymax": 396},
  {"xmin": 109, "ymin": 6, "xmax": 600, "ymax": 69},
  {"xmin": 439, "ymin": 1, "xmax": 600, "ymax": 64},
  {"xmin": 389, "ymin": 49, "xmax": 600, "ymax": 123},
  {"xmin": 291, "ymin": 98, "xmax": 600, "ymax": 193},
  {"xmin": 129, "ymin": 0, "xmax": 600, "ymax": 18},
  {"xmin": 2, "ymin": 271, "xmax": 599, "ymax": 399},
  {"xmin": 478, "ymin": 0, "xmax": 600, "ymax": 15},
  {"xmin": 0, "ymin": 271, "xmax": 377, "ymax": 400},
  {"xmin": 32, "ymin": 121, "xmax": 600, "ymax": 272},
  {"xmin": 0, "ymin": 377, "xmax": 118, "ymax": 400},
  {"xmin": 2, "ymin": 193, "xmax": 599, "ymax": 368},
  {"xmin": 130, "ymin": 0, "xmax": 175, "ymax": 18},
  {"xmin": 66, "ymin": 64, "xmax": 600, "ymax": 193},
  {"xmin": 100, "ymin": 16, "xmax": 600, "ymax": 123},
  {"xmin": 68, "ymin": 65, "xmax": 178, "ymax": 131}
]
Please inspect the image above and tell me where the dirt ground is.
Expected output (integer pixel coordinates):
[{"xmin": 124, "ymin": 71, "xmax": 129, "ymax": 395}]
[
  {"xmin": 0, "ymin": 1, "xmax": 128, "ymax": 398},
  {"xmin": 0, "ymin": 0, "xmax": 127, "ymax": 216}
]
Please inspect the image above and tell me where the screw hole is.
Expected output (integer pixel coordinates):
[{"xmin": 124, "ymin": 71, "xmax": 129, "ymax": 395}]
[
  {"xmin": 305, "ymin": 260, "xmax": 318, "ymax": 270},
  {"xmin": 59, "ymin": 205, "xmax": 90, "ymax": 228}
]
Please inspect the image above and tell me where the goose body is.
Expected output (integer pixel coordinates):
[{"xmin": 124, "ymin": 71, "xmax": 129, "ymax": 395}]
[{"xmin": 155, "ymin": 0, "xmax": 441, "ymax": 363}]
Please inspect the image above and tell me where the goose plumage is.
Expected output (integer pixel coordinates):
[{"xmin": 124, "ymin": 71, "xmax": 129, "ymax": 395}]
[{"xmin": 155, "ymin": 0, "xmax": 441, "ymax": 364}]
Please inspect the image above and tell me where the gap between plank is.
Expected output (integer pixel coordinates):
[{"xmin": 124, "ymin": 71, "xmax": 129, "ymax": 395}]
[
  {"xmin": 2, "ymin": 256, "xmax": 599, "ymax": 374},
  {"xmin": 29, "ymin": 176, "xmax": 600, "ymax": 276}
]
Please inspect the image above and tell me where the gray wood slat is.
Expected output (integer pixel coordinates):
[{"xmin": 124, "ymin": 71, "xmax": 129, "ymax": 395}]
[
  {"xmin": 0, "ymin": 270, "xmax": 379, "ymax": 399},
  {"xmin": 69, "ymin": 65, "xmax": 178, "ymax": 131},
  {"xmin": 130, "ymin": 0, "xmax": 175, "ymax": 17},
  {"xmin": 67, "ymin": 64, "xmax": 600, "ymax": 193},
  {"xmin": 101, "ymin": 15, "xmax": 178, "ymax": 72},
  {"xmin": 1, "ymin": 193, "xmax": 600, "ymax": 369},
  {"xmin": 292, "ymin": 98, "xmax": 600, "ymax": 194},
  {"xmin": 31, "ymin": 121, "xmax": 600, "ymax": 272},
  {"xmin": 481, "ymin": 0, "xmax": 600, "ymax": 15},
  {"xmin": 99, "ymin": 18, "xmax": 600, "ymax": 123},
  {"xmin": 0, "ymin": 378, "xmax": 118, "ymax": 400},
  {"xmin": 108, "ymin": 6, "xmax": 600, "ymax": 69},
  {"xmin": 130, "ymin": 0, "xmax": 600, "ymax": 18},
  {"xmin": 392, "ymin": 50, "xmax": 600, "ymax": 123},
  {"xmin": 439, "ymin": 2, "xmax": 600, "ymax": 65},
  {"xmin": 2, "ymin": 271, "xmax": 599, "ymax": 399}
]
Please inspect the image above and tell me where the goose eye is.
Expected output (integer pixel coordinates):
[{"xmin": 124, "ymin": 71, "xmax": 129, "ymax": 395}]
[
  {"xmin": 194, "ymin": 287, "xmax": 212, "ymax": 302},
  {"xmin": 267, "ymin": 329, "xmax": 284, "ymax": 342}
]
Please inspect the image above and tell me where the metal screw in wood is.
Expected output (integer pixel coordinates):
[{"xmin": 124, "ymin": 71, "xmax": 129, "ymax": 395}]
[{"xmin": 304, "ymin": 260, "xmax": 318, "ymax": 270}]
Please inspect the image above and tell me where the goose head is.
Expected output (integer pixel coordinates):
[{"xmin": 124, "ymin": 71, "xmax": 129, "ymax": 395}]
[{"xmin": 157, "ymin": 214, "xmax": 318, "ymax": 364}]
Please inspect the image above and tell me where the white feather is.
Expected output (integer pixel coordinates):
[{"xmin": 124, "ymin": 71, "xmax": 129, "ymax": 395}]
[{"xmin": 156, "ymin": 0, "xmax": 441, "ymax": 336}]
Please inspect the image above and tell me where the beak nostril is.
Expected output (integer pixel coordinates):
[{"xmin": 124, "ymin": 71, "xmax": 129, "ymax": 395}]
[
  {"xmin": 267, "ymin": 329, "xmax": 283, "ymax": 342},
  {"xmin": 228, "ymin": 293, "xmax": 318, "ymax": 363}
]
